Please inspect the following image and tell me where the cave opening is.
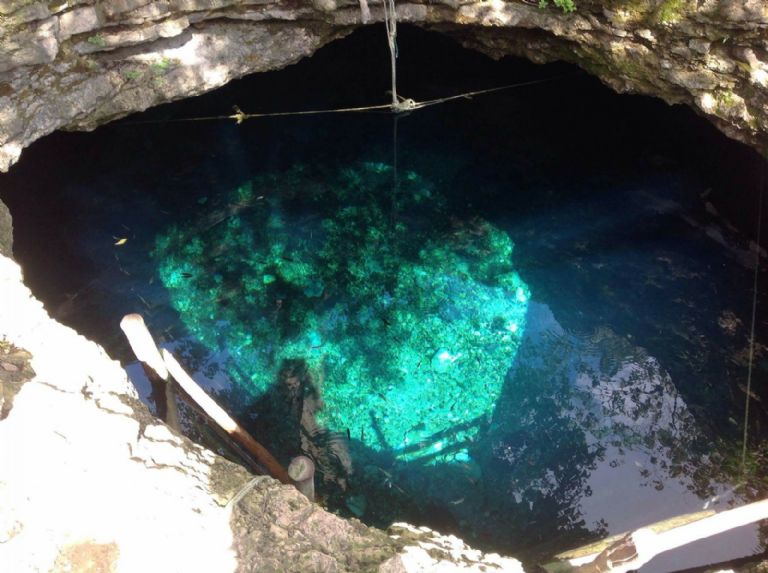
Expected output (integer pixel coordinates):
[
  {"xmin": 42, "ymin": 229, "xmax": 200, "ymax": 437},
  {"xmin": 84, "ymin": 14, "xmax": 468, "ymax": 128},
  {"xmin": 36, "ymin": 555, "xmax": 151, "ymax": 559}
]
[{"xmin": 1, "ymin": 23, "xmax": 767, "ymax": 569}]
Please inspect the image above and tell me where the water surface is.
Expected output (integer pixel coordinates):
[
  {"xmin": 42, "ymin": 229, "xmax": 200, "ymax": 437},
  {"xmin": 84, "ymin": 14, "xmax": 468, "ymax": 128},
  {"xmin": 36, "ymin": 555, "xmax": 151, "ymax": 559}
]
[{"xmin": 2, "ymin": 25, "xmax": 767, "ymax": 570}]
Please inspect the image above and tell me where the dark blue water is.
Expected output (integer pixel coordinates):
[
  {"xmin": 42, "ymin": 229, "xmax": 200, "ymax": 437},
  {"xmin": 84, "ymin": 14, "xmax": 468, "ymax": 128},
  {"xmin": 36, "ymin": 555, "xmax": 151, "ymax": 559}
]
[{"xmin": 2, "ymin": 25, "xmax": 767, "ymax": 570}]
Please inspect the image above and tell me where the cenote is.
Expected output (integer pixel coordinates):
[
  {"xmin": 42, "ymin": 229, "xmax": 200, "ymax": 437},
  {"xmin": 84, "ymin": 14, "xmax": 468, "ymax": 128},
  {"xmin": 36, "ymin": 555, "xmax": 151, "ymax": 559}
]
[{"xmin": 2, "ymin": 24, "xmax": 767, "ymax": 570}]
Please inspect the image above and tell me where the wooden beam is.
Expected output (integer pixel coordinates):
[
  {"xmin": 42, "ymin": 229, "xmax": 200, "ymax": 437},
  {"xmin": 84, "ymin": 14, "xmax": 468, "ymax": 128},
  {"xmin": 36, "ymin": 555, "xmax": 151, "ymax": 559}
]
[
  {"xmin": 120, "ymin": 313, "xmax": 292, "ymax": 486},
  {"xmin": 544, "ymin": 499, "xmax": 768, "ymax": 573},
  {"xmin": 162, "ymin": 349, "xmax": 293, "ymax": 485},
  {"xmin": 120, "ymin": 313, "xmax": 179, "ymax": 432}
]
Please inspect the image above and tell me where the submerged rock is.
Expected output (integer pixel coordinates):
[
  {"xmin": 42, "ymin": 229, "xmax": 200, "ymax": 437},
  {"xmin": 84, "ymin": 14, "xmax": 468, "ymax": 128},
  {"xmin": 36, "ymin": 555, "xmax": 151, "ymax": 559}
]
[
  {"xmin": 431, "ymin": 348, "xmax": 462, "ymax": 374},
  {"xmin": 153, "ymin": 163, "xmax": 530, "ymax": 463}
]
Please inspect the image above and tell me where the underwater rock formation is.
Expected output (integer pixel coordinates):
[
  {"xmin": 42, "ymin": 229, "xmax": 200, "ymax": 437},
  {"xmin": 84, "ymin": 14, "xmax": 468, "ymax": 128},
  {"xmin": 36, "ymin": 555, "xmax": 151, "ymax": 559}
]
[
  {"xmin": 153, "ymin": 163, "xmax": 530, "ymax": 465},
  {"xmin": 0, "ymin": 0, "xmax": 767, "ymax": 171}
]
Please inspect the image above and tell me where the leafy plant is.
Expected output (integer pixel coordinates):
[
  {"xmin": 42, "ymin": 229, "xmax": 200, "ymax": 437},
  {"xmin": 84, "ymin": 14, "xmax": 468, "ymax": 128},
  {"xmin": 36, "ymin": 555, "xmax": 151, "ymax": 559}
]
[
  {"xmin": 538, "ymin": 0, "xmax": 576, "ymax": 13},
  {"xmin": 86, "ymin": 34, "xmax": 106, "ymax": 48},
  {"xmin": 150, "ymin": 58, "xmax": 172, "ymax": 75},
  {"xmin": 656, "ymin": 0, "xmax": 686, "ymax": 23}
]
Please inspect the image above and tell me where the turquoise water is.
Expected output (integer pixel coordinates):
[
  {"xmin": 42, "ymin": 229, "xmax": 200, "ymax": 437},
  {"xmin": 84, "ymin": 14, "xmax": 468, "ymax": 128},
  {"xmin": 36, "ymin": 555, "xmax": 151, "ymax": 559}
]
[
  {"xmin": 2, "ymin": 25, "xmax": 767, "ymax": 569},
  {"xmin": 153, "ymin": 161, "xmax": 531, "ymax": 465}
]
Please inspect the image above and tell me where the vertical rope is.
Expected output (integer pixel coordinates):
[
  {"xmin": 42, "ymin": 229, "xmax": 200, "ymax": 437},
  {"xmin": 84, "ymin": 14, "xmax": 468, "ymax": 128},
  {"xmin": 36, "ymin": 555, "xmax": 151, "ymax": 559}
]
[
  {"xmin": 358, "ymin": 0, "xmax": 371, "ymax": 23},
  {"xmin": 741, "ymin": 164, "xmax": 765, "ymax": 475},
  {"xmin": 382, "ymin": 0, "xmax": 398, "ymax": 106},
  {"xmin": 393, "ymin": 114, "xmax": 400, "ymax": 194},
  {"xmin": 384, "ymin": 0, "xmax": 400, "ymax": 203}
]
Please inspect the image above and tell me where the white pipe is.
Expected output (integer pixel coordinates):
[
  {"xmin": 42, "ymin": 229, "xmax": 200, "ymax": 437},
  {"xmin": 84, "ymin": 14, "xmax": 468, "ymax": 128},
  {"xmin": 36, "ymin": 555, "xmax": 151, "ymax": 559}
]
[
  {"xmin": 162, "ymin": 349, "xmax": 238, "ymax": 433},
  {"xmin": 120, "ymin": 313, "xmax": 169, "ymax": 380},
  {"xmin": 575, "ymin": 498, "xmax": 768, "ymax": 573},
  {"xmin": 288, "ymin": 456, "xmax": 316, "ymax": 501},
  {"xmin": 652, "ymin": 498, "xmax": 768, "ymax": 555}
]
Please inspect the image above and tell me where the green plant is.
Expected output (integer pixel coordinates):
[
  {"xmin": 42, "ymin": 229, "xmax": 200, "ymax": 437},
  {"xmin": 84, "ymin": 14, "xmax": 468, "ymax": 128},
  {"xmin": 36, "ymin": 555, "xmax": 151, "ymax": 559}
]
[
  {"xmin": 538, "ymin": 0, "xmax": 576, "ymax": 13},
  {"xmin": 716, "ymin": 90, "xmax": 735, "ymax": 107},
  {"xmin": 655, "ymin": 0, "xmax": 686, "ymax": 23},
  {"xmin": 86, "ymin": 34, "xmax": 106, "ymax": 48},
  {"xmin": 150, "ymin": 57, "xmax": 172, "ymax": 75},
  {"xmin": 124, "ymin": 70, "xmax": 142, "ymax": 81}
]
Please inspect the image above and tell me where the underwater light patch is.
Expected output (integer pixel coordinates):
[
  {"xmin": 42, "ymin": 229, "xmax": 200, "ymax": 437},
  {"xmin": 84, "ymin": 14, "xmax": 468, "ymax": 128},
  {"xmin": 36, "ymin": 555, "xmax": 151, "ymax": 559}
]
[{"xmin": 153, "ymin": 163, "xmax": 530, "ymax": 463}]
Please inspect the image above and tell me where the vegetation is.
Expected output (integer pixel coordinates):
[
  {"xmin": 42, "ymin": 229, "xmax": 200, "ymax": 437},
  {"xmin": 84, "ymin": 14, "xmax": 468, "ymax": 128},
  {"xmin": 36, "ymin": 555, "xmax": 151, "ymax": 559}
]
[
  {"xmin": 538, "ymin": 0, "xmax": 576, "ymax": 13},
  {"xmin": 86, "ymin": 34, "xmax": 107, "ymax": 48},
  {"xmin": 655, "ymin": 0, "xmax": 686, "ymax": 23},
  {"xmin": 150, "ymin": 57, "xmax": 172, "ymax": 75}
]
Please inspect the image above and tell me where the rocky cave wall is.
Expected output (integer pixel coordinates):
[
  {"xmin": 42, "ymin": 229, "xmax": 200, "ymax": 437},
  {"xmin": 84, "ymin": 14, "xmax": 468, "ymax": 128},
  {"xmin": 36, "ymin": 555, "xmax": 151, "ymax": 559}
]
[{"xmin": 0, "ymin": 0, "xmax": 767, "ymax": 173}]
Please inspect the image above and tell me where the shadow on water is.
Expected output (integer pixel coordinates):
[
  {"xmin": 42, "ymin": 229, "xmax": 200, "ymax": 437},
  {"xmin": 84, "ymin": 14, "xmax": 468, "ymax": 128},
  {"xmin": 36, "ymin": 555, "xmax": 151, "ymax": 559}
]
[{"xmin": 1, "ymin": 23, "xmax": 767, "ymax": 570}]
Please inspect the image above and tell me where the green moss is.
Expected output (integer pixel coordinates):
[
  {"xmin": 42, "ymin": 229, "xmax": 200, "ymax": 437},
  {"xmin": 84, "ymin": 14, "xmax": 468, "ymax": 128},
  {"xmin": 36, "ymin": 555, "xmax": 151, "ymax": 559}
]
[
  {"xmin": 150, "ymin": 57, "xmax": 172, "ymax": 75},
  {"xmin": 612, "ymin": 55, "xmax": 648, "ymax": 80},
  {"xmin": 735, "ymin": 61, "xmax": 753, "ymax": 74},
  {"xmin": 86, "ymin": 33, "xmax": 106, "ymax": 48},
  {"xmin": 599, "ymin": 0, "xmax": 650, "ymax": 9},
  {"xmin": 48, "ymin": 0, "xmax": 68, "ymax": 13},
  {"xmin": 538, "ymin": 0, "xmax": 576, "ymax": 13},
  {"xmin": 715, "ymin": 90, "xmax": 735, "ymax": 107},
  {"xmin": 655, "ymin": 0, "xmax": 687, "ymax": 24},
  {"xmin": 0, "ymin": 0, "xmax": 37, "ymax": 16},
  {"xmin": 153, "ymin": 163, "xmax": 530, "ymax": 463}
]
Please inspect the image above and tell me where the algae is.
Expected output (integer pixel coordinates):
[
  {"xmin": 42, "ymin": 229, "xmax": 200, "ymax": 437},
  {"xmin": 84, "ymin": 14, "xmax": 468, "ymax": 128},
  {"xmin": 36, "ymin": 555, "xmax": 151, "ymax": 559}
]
[{"xmin": 153, "ymin": 163, "xmax": 530, "ymax": 463}]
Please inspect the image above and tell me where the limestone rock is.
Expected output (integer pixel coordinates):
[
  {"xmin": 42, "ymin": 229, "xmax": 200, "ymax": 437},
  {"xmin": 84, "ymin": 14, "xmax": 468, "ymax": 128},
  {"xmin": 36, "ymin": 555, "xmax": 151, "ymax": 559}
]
[
  {"xmin": 58, "ymin": 6, "xmax": 101, "ymax": 40},
  {"xmin": 0, "ymin": 16, "xmax": 59, "ymax": 73},
  {"xmin": 0, "ymin": 199, "xmax": 11, "ymax": 259},
  {"xmin": 0, "ymin": 0, "xmax": 767, "ymax": 170}
]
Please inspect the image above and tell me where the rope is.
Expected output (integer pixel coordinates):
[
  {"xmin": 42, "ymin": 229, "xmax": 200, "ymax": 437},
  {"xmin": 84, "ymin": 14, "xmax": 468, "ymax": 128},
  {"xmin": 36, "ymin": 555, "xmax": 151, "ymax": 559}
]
[
  {"xmin": 120, "ymin": 74, "xmax": 577, "ymax": 126},
  {"xmin": 383, "ymin": 0, "xmax": 399, "ymax": 107},
  {"xmin": 392, "ymin": 113, "xmax": 399, "ymax": 194},
  {"xmin": 117, "ymin": 0, "xmax": 580, "ymax": 127},
  {"xmin": 740, "ymin": 164, "xmax": 765, "ymax": 475},
  {"xmin": 227, "ymin": 476, "xmax": 268, "ymax": 508}
]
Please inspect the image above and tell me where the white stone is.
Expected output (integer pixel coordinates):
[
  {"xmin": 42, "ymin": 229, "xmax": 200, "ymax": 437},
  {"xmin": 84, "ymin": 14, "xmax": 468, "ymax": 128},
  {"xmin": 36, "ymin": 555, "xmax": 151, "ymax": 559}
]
[
  {"xmin": 59, "ymin": 6, "xmax": 100, "ymax": 39},
  {"xmin": 635, "ymin": 28, "xmax": 656, "ymax": 43},
  {"xmin": 157, "ymin": 15, "xmax": 190, "ymax": 38},
  {"xmin": 312, "ymin": 0, "xmax": 337, "ymax": 12}
]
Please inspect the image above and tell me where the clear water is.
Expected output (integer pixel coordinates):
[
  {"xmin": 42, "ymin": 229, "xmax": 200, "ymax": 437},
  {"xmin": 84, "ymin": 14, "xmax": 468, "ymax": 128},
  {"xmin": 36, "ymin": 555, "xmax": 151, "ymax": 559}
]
[{"xmin": 2, "ymin": 25, "xmax": 767, "ymax": 570}]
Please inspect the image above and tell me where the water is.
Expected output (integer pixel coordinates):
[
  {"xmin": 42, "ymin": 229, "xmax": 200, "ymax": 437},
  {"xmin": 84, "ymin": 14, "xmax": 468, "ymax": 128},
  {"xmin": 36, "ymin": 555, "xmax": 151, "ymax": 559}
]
[{"xmin": 2, "ymin": 25, "xmax": 767, "ymax": 570}]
